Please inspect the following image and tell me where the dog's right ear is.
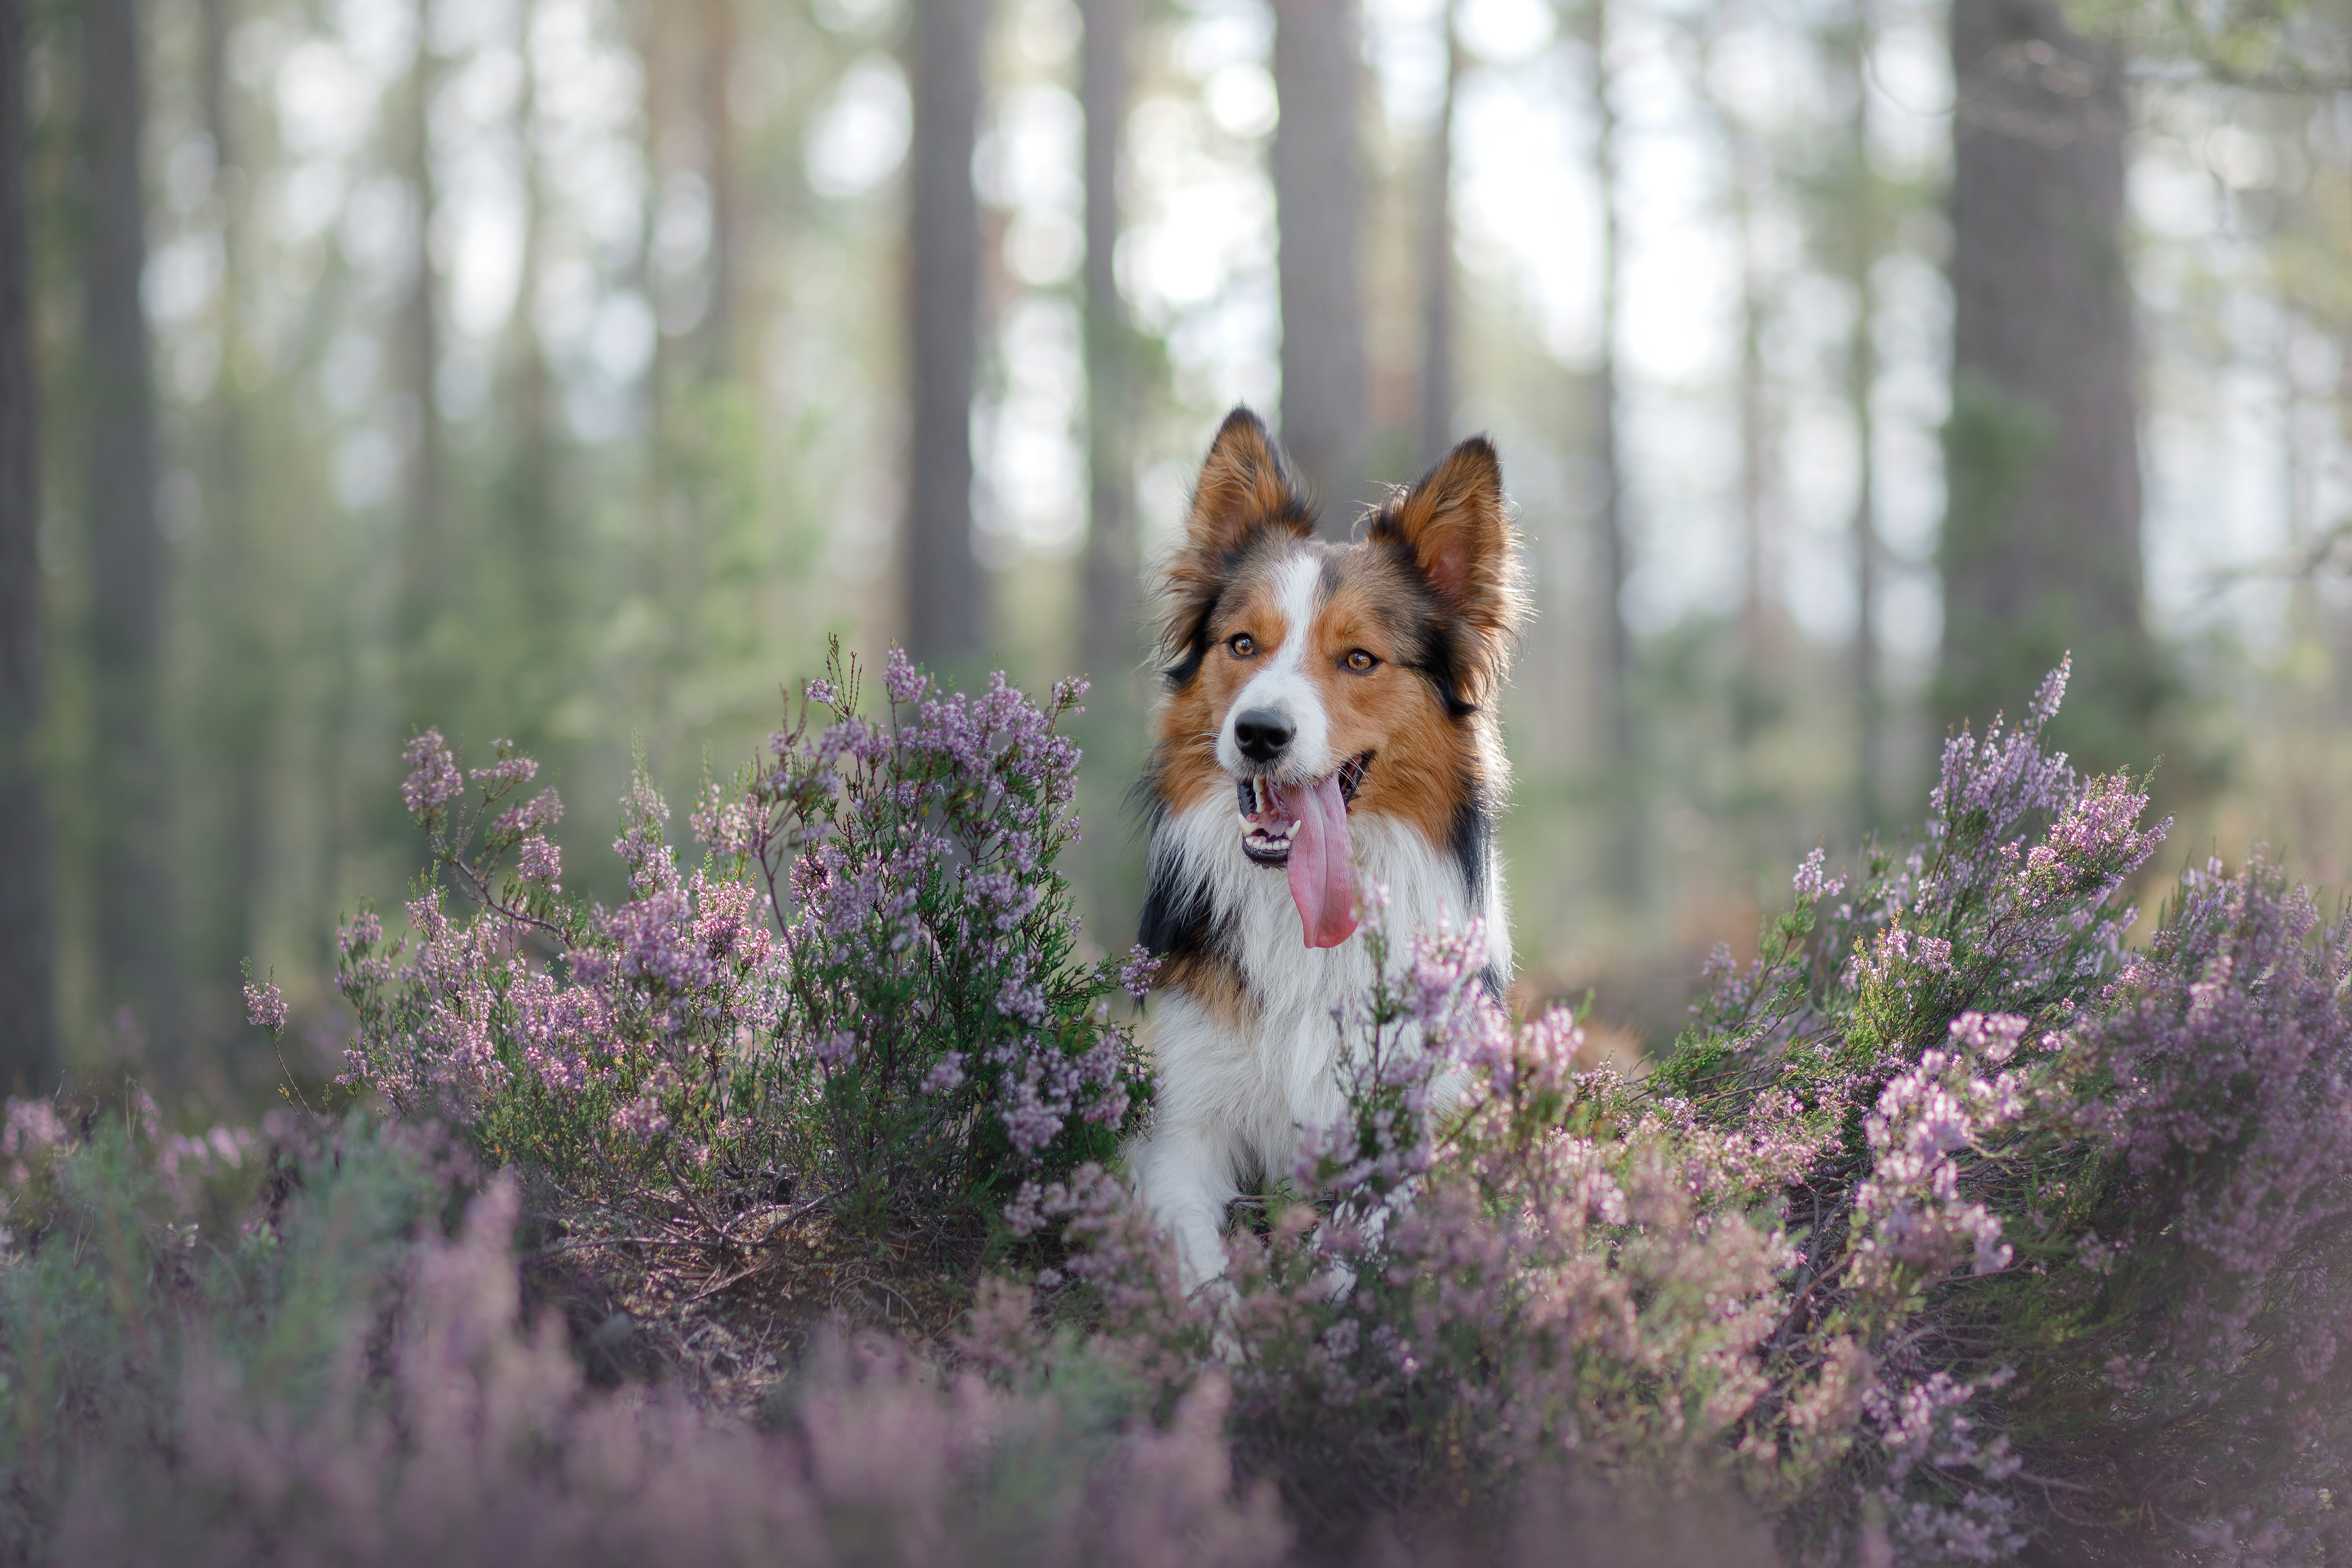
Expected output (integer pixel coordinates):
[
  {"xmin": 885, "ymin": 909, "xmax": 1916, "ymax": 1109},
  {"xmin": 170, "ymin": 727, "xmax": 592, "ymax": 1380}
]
[
  {"xmin": 1156, "ymin": 409, "xmax": 1313, "ymax": 687},
  {"xmin": 1182, "ymin": 408, "xmax": 1313, "ymax": 561}
]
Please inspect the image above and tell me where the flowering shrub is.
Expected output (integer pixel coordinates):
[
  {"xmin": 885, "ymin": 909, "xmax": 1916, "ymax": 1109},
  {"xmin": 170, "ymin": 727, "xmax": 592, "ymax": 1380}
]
[
  {"xmin": 1003, "ymin": 660, "xmax": 2352, "ymax": 1565},
  {"xmin": 24, "ymin": 647, "xmax": 2334, "ymax": 1565},
  {"xmin": 336, "ymin": 643, "xmax": 1152, "ymax": 1236},
  {"xmin": 0, "ymin": 1108, "xmax": 1288, "ymax": 1568}
]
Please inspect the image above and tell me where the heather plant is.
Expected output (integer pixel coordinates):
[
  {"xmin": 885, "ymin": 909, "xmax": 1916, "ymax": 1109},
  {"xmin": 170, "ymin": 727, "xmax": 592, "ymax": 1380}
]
[
  {"xmin": 336, "ymin": 642, "xmax": 1153, "ymax": 1242},
  {"xmin": 1020, "ymin": 899, "xmax": 1829, "ymax": 1545},
  {"xmin": 0, "ymin": 1098, "xmax": 1291, "ymax": 1568},
  {"xmin": 0, "ymin": 1101, "xmax": 467, "ymax": 1560},
  {"xmin": 33, "ymin": 647, "xmax": 2347, "ymax": 1565},
  {"xmin": 1012, "ymin": 660, "xmax": 2352, "ymax": 1565}
]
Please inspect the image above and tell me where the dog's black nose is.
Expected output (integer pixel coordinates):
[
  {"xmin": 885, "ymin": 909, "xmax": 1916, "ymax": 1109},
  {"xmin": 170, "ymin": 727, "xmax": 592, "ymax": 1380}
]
[{"xmin": 1233, "ymin": 709, "xmax": 1294, "ymax": 763}]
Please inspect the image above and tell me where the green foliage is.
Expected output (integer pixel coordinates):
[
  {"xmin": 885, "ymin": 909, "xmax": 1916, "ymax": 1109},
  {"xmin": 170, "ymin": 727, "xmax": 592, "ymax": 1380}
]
[
  {"xmin": 336, "ymin": 649, "xmax": 1152, "ymax": 1246},
  {"xmin": 0, "ymin": 1108, "xmax": 471, "ymax": 1556}
]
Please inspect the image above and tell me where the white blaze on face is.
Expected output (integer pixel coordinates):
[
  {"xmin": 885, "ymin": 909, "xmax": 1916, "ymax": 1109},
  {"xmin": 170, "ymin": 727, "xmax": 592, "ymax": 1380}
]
[{"xmin": 1214, "ymin": 553, "xmax": 1334, "ymax": 783}]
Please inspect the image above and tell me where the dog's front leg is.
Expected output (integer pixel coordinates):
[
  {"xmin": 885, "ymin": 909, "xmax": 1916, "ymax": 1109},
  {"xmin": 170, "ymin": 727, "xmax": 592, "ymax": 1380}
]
[{"xmin": 1129, "ymin": 1130, "xmax": 1240, "ymax": 1292}]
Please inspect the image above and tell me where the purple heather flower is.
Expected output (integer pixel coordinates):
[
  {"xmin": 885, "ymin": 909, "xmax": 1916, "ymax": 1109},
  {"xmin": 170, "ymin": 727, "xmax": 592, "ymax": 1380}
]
[
  {"xmin": 244, "ymin": 979, "xmax": 288, "ymax": 1033},
  {"xmin": 517, "ymin": 833, "xmax": 562, "ymax": 892},
  {"xmin": 468, "ymin": 746, "xmax": 538, "ymax": 787},
  {"xmin": 1793, "ymin": 845, "xmax": 1846, "ymax": 902},
  {"xmin": 883, "ymin": 645, "xmax": 929, "ymax": 706},
  {"xmin": 399, "ymin": 731, "xmax": 463, "ymax": 816},
  {"xmin": 492, "ymin": 787, "xmax": 564, "ymax": 840}
]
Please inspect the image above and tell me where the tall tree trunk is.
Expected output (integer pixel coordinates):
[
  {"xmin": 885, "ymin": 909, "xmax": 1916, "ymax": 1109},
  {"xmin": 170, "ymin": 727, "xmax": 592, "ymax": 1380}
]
[
  {"xmin": 697, "ymin": 0, "xmax": 737, "ymax": 381},
  {"xmin": 1588, "ymin": 0, "xmax": 1638, "ymax": 907},
  {"xmin": 1079, "ymin": 0, "xmax": 1134, "ymax": 688},
  {"xmin": 397, "ymin": 0, "xmax": 444, "ymax": 662},
  {"xmin": 1415, "ymin": 0, "xmax": 1459, "ymax": 470},
  {"xmin": 1940, "ymin": 0, "xmax": 2151, "ymax": 770},
  {"xmin": 506, "ymin": 0, "xmax": 559, "ymax": 669},
  {"xmin": 0, "ymin": 0, "xmax": 52, "ymax": 1091},
  {"xmin": 1272, "ymin": 0, "xmax": 1365, "ymax": 525},
  {"xmin": 1843, "ymin": 0, "xmax": 1881, "ymax": 824},
  {"xmin": 904, "ymin": 0, "xmax": 988, "ymax": 665},
  {"xmin": 84, "ymin": 0, "xmax": 181, "ymax": 1051},
  {"xmin": 1728, "ymin": 105, "xmax": 1774, "ymax": 746},
  {"xmin": 200, "ymin": 0, "xmax": 272, "ymax": 987}
]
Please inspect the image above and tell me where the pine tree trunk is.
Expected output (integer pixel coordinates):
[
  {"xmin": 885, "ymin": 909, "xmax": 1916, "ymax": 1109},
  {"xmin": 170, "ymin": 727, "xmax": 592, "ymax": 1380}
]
[
  {"xmin": 397, "ymin": 0, "xmax": 444, "ymax": 658},
  {"xmin": 698, "ymin": 0, "xmax": 737, "ymax": 380},
  {"xmin": 1414, "ymin": 0, "xmax": 1458, "ymax": 470},
  {"xmin": 1730, "ymin": 125, "xmax": 1774, "ymax": 746},
  {"xmin": 198, "ymin": 0, "xmax": 274, "ymax": 997},
  {"xmin": 1589, "ymin": 0, "xmax": 1639, "ymax": 907},
  {"xmin": 506, "ymin": 0, "xmax": 560, "ymax": 669},
  {"xmin": 1844, "ymin": 0, "xmax": 1881, "ymax": 825},
  {"xmin": 0, "ymin": 0, "xmax": 53, "ymax": 1091},
  {"xmin": 1940, "ymin": 0, "xmax": 2151, "ymax": 769},
  {"xmin": 1272, "ymin": 0, "xmax": 1364, "ymax": 524},
  {"xmin": 1078, "ymin": 0, "xmax": 1134, "ymax": 688},
  {"xmin": 84, "ymin": 0, "xmax": 181, "ymax": 1051},
  {"xmin": 903, "ymin": 0, "xmax": 988, "ymax": 666}
]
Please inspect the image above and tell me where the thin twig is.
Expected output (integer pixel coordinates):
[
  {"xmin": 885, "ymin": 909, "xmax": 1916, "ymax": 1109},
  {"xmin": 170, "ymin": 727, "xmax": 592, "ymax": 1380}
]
[{"xmin": 531, "ymin": 1235, "xmax": 715, "ymax": 1258}]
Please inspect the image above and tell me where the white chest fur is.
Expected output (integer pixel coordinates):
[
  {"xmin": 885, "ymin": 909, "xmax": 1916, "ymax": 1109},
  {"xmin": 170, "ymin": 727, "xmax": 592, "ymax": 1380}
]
[{"xmin": 1126, "ymin": 796, "xmax": 1511, "ymax": 1285}]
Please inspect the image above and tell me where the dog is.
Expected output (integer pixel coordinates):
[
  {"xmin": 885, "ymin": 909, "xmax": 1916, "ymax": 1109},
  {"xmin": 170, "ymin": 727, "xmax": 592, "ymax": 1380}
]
[{"xmin": 1125, "ymin": 408, "xmax": 1528, "ymax": 1288}]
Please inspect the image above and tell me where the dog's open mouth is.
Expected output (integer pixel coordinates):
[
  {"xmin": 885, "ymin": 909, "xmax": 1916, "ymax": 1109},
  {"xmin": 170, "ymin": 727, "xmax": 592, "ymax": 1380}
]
[{"xmin": 1235, "ymin": 753, "xmax": 1370, "ymax": 868}]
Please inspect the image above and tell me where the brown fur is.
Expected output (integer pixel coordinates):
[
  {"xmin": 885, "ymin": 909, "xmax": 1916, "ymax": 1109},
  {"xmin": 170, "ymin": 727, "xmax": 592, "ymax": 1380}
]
[{"xmin": 1147, "ymin": 413, "xmax": 1526, "ymax": 840}]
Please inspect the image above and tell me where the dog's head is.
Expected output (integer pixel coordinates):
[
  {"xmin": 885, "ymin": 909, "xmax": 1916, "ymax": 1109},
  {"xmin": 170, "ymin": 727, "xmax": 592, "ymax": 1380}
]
[{"xmin": 1148, "ymin": 408, "xmax": 1526, "ymax": 946}]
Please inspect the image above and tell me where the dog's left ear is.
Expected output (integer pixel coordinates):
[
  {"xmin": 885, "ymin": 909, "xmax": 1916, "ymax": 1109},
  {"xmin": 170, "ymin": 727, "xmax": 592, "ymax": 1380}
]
[{"xmin": 1370, "ymin": 436, "xmax": 1525, "ymax": 639}]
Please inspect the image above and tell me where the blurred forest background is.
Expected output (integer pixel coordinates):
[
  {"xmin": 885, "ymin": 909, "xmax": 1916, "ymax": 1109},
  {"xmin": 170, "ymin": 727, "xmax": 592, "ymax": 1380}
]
[{"xmin": 1, "ymin": 0, "xmax": 2349, "ymax": 1110}]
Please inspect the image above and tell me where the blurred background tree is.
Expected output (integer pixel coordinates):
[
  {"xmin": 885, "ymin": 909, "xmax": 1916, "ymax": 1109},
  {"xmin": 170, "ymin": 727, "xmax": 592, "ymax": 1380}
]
[{"xmin": 10, "ymin": 0, "xmax": 2352, "ymax": 1107}]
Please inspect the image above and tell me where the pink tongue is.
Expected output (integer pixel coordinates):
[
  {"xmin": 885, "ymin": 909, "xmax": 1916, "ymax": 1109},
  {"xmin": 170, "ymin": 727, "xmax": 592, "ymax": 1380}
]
[{"xmin": 1281, "ymin": 774, "xmax": 1358, "ymax": 949}]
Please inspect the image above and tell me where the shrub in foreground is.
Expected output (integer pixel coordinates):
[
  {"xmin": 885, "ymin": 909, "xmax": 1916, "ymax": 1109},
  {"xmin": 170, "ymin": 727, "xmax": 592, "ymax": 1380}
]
[
  {"xmin": 0, "ymin": 1113, "xmax": 1288, "ymax": 1567},
  {"xmin": 338, "ymin": 643, "xmax": 1153, "ymax": 1241},
  {"xmin": 1005, "ymin": 661, "xmax": 2352, "ymax": 1565},
  {"xmin": 11, "ymin": 655, "xmax": 2349, "ymax": 1566}
]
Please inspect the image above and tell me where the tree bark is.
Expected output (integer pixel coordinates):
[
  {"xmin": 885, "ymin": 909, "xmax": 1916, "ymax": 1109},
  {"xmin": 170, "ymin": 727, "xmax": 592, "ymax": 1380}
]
[
  {"xmin": 1414, "ymin": 0, "xmax": 1459, "ymax": 470},
  {"xmin": 1727, "ymin": 97, "xmax": 1775, "ymax": 746},
  {"xmin": 397, "ymin": 0, "xmax": 444, "ymax": 654},
  {"xmin": 505, "ymin": 0, "xmax": 560, "ymax": 661},
  {"xmin": 1272, "ymin": 0, "xmax": 1365, "ymax": 526},
  {"xmin": 697, "ymin": 0, "xmax": 737, "ymax": 380},
  {"xmin": 1588, "ymin": 0, "xmax": 1638, "ymax": 906},
  {"xmin": 84, "ymin": 0, "xmax": 181, "ymax": 1051},
  {"xmin": 903, "ymin": 0, "xmax": 988, "ymax": 665},
  {"xmin": 0, "ymin": 0, "xmax": 53, "ymax": 1091},
  {"xmin": 1079, "ymin": 0, "xmax": 1135, "ymax": 688},
  {"xmin": 1940, "ymin": 0, "xmax": 2151, "ymax": 769},
  {"xmin": 198, "ymin": 0, "xmax": 274, "ymax": 994},
  {"xmin": 1843, "ymin": 0, "xmax": 1881, "ymax": 824}
]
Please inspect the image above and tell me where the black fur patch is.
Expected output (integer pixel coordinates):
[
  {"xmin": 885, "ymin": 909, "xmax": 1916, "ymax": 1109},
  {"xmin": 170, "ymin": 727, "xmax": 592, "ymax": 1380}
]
[{"xmin": 1133, "ymin": 790, "xmax": 1218, "ymax": 964}]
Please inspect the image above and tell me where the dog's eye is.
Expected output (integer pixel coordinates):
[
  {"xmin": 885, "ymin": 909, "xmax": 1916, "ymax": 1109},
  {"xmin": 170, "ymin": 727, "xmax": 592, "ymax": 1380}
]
[
  {"xmin": 1228, "ymin": 634, "xmax": 1257, "ymax": 658},
  {"xmin": 1344, "ymin": 649, "xmax": 1378, "ymax": 673}
]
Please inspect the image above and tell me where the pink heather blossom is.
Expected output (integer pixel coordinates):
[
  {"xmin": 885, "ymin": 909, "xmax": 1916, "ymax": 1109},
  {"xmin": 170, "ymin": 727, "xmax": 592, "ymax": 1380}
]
[
  {"xmin": 883, "ymin": 645, "xmax": 929, "ymax": 706},
  {"xmin": 491, "ymin": 787, "xmax": 563, "ymax": 840},
  {"xmin": 338, "ymin": 909, "xmax": 383, "ymax": 953},
  {"xmin": 517, "ymin": 833, "xmax": 561, "ymax": 892},
  {"xmin": 1, "ymin": 1097, "xmax": 66, "ymax": 1161},
  {"xmin": 244, "ymin": 978, "xmax": 288, "ymax": 1033},
  {"xmin": 467, "ymin": 745, "xmax": 537, "ymax": 787},
  {"xmin": 399, "ymin": 730, "xmax": 463, "ymax": 815},
  {"xmin": 1794, "ymin": 845, "xmax": 1847, "ymax": 901}
]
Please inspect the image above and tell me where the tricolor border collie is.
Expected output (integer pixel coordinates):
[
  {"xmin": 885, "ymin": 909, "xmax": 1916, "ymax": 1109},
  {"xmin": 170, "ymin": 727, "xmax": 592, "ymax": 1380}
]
[{"xmin": 1128, "ymin": 408, "xmax": 1528, "ymax": 1287}]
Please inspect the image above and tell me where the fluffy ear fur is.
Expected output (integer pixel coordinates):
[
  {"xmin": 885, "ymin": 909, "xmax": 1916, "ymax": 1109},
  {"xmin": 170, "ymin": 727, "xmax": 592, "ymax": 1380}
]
[
  {"xmin": 1155, "ymin": 408, "xmax": 1314, "ymax": 687},
  {"xmin": 1182, "ymin": 407, "xmax": 1313, "ymax": 559},
  {"xmin": 1368, "ymin": 436, "xmax": 1529, "ymax": 702}
]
